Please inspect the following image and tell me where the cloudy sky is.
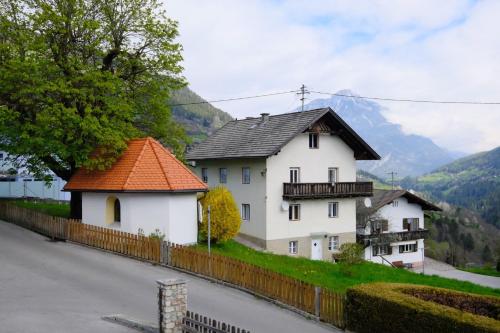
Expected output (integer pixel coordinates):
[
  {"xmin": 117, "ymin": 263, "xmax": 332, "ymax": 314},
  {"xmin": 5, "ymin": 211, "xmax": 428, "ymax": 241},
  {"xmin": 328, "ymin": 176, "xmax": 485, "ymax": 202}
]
[{"xmin": 166, "ymin": 0, "xmax": 500, "ymax": 153}]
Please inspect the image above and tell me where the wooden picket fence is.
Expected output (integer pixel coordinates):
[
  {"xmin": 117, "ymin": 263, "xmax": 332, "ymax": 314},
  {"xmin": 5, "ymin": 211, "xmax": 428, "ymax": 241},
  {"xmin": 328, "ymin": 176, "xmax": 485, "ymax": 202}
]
[
  {"xmin": 0, "ymin": 202, "xmax": 161, "ymax": 262},
  {"xmin": 0, "ymin": 201, "xmax": 345, "ymax": 328},
  {"xmin": 170, "ymin": 245, "xmax": 317, "ymax": 314}
]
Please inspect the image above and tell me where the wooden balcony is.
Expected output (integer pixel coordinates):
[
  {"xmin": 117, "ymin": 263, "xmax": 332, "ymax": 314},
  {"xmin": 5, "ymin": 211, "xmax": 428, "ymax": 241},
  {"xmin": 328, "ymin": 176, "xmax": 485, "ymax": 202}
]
[
  {"xmin": 357, "ymin": 229, "xmax": 429, "ymax": 247},
  {"xmin": 282, "ymin": 182, "xmax": 373, "ymax": 199}
]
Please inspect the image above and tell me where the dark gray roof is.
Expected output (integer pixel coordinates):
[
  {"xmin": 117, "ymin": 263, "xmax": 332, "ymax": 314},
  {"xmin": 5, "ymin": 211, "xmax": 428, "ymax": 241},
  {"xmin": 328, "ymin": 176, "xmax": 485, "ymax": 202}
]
[
  {"xmin": 186, "ymin": 108, "xmax": 380, "ymax": 160},
  {"xmin": 357, "ymin": 189, "xmax": 442, "ymax": 217}
]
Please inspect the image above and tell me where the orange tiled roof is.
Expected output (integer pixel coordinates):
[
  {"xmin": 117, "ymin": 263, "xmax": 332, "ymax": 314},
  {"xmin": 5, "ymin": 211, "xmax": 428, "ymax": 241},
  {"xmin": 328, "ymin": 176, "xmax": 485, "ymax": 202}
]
[{"xmin": 64, "ymin": 137, "xmax": 207, "ymax": 192}]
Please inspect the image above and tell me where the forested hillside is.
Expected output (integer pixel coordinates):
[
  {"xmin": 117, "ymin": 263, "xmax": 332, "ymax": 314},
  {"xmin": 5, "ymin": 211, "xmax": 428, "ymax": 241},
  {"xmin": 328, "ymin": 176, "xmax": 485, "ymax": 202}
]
[
  {"xmin": 401, "ymin": 147, "xmax": 500, "ymax": 228},
  {"xmin": 169, "ymin": 87, "xmax": 233, "ymax": 142}
]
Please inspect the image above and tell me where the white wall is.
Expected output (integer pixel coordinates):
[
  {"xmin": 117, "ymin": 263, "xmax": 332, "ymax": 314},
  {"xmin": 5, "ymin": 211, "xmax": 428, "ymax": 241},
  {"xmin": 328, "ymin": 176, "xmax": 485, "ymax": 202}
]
[
  {"xmin": 266, "ymin": 133, "xmax": 358, "ymax": 240},
  {"xmin": 82, "ymin": 192, "xmax": 198, "ymax": 244},
  {"xmin": 364, "ymin": 239, "xmax": 425, "ymax": 266},
  {"xmin": 190, "ymin": 159, "xmax": 267, "ymax": 240},
  {"xmin": 376, "ymin": 197, "xmax": 425, "ymax": 231},
  {"xmin": 0, "ymin": 178, "xmax": 70, "ymax": 201}
]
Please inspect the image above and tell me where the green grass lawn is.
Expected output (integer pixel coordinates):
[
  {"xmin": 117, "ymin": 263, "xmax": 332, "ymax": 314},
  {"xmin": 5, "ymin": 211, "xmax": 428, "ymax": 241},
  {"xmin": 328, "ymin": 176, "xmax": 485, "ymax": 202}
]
[
  {"xmin": 458, "ymin": 266, "xmax": 500, "ymax": 278},
  {"xmin": 196, "ymin": 240, "xmax": 500, "ymax": 297},
  {"xmin": 12, "ymin": 200, "xmax": 70, "ymax": 218}
]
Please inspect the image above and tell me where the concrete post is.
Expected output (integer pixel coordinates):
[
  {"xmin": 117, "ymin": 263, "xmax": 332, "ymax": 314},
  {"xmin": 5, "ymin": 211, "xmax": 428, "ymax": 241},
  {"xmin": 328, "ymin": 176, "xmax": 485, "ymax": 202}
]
[{"xmin": 157, "ymin": 278, "xmax": 187, "ymax": 333}]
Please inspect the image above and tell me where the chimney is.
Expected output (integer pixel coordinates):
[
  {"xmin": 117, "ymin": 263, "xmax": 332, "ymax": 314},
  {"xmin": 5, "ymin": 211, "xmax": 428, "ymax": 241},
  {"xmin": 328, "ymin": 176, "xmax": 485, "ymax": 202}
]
[{"xmin": 260, "ymin": 113, "xmax": 270, "ymax": 122}]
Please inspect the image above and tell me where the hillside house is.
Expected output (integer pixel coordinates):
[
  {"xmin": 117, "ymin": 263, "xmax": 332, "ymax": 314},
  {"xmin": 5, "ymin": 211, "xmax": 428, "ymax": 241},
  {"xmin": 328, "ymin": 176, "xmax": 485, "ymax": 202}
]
[
  {"xmin": 64, "ymin": 137, "xmax": 207, "ymax": 244},
  {"xmin": 356, "ymin": 189, "xmax": 441, "ymax": 268},
  {"xmin": 186, "ymin": 108, "xmax": 380, "ymax": 260}
]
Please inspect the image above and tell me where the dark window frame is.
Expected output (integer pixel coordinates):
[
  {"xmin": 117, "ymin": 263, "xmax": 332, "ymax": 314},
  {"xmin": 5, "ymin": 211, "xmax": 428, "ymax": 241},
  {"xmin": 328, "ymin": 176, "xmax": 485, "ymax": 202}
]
[
  {"xmin": 309, "ymin": 133, "xmax": 319, "ymax": 149},
  {"xmin": 241, "ymin": 203, "xmax": 250, "ymax": 221},
  {"xmin": 289, "ymin": 204, "xmax": 301, "ymax": 221},
  {"xmin": 219, "ymin": 168, "xmax": 227, "ymax": 184},
  {"xmin": 201, "ymin": 168, "xmax": 208, "ymax": 183},
  {"xmin": 242, "ymin": 167, "xmax": 250, "ymax": 184}
]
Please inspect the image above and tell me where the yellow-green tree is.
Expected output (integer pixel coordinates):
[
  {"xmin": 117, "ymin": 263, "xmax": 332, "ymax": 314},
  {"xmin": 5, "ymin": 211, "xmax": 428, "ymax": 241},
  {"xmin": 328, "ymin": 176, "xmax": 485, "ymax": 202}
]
[{"xmin": 200, "ymin": 186, "xmax": 241, "ymax": 243}]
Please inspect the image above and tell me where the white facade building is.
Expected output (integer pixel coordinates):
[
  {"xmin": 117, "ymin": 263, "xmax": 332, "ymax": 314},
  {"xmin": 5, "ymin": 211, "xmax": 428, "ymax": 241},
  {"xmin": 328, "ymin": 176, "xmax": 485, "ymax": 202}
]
[
  {"xmin": 0, "ymin": 150, "xmax": 70, "ymax": 201},
  {"xmin": 187, "ymin": 108, "xmax": 380, "ymax": 260},
  {"xmin": 356, "ymin": 189, "xmax": 441, "ymax": 268},
  {"xmin": 64, "ymin": 137, "xmax": 207, "ymax": 244}
]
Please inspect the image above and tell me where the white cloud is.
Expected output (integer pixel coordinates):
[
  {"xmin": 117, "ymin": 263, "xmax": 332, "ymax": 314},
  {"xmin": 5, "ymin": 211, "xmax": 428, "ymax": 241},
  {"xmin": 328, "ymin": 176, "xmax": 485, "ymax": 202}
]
[{"xmin": 165, "ymin": 0, "xmax": 500, "ymax": 153}]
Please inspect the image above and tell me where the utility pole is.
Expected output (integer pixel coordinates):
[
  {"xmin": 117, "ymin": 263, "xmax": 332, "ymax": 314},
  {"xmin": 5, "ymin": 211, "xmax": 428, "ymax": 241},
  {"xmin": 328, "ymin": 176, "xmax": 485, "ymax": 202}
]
[
  {"xmin": 207, "ymin": 205, "xmax": 211, "ymax": 256},
  {"xmin": 297, "ymin": 84, "xmax": 310, "ymax": 112},
  {"xmin": 387, "ymin": 171, "xmax": 397, "ymax": 190}
]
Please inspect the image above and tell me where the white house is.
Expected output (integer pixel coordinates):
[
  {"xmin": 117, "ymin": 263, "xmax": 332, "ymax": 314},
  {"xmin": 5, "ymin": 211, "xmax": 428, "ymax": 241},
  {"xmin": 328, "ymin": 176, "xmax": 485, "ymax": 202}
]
[
  {"xmin": 64, "ymin": 137, "xmax": 207, "ymax": 245},
  {"xmin": 186, "ymin": 108, "xmax": 380, "ymax": 260},
  {"xmin": 356, "ymin": 189, "xmax": 441, "ymax": 268}
]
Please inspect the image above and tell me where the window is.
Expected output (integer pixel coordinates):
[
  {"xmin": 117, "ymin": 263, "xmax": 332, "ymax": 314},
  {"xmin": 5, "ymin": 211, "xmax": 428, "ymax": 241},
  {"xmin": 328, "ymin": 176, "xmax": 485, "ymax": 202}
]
[
  {"xmin": 114, "ymin": 199, "xmax": 121, "ymax": 223},
  {"xmin": 392, "ymin": 200, "xmax": 399, "ymax": 207},
  {"xmin": 372, "ymin": 219, "xmax": 389, "ymax": 233},
  {"xmin": 373, "ymin": 245, "xmax": 391, "ymax": 256},
  {"xmin": 399, "ymin": 243, "xmax": 417, "ymax": 253},
  {"xmin": 403, "ymin": 218, "xmax": 419, "ymax": 231},
  {"xmin": 219, "ymin": 168, "xmax": 227, "ymax": 184},
  {"xmin": 201, "ymin": 168, "xmax": 208, "ymax": 183},
  {"xmin": 0, "ymin": 153, "xmax": 3, "ymax": 160},
  {"xmin": 289, "ymin": 204, "xmax": 300, "ymax": 221},
  {"xmin": 289, "ymin": 167, "xmax": 300, "ymax": 183},
  {"xmin": 241, "ymin": 204, "xmax": 250, "ymax": 221},
  {"xmin": 328, "ymin": 167, "xmax": 338, "ymax": 183},
  {"xmin": 328, "ymin": 202, "xmax": 338, "ymax": 218},
  {"xmin": 242, "ymin": 167, "xmax": 250, "ymax": 184},
  {"xmin": 328, "ymin": 236, "xmax": 339, "ymax": 251},
  {"xmin": 106, "ymin": 196, "xmax": 121, "ymax": 225},
  {"xmin": 308, "ymin": 133, "xmax": 319, "ymax": 148},
  {"xmin": 289, "ymin": 241, "xmax": 298, "ymax": 254}
]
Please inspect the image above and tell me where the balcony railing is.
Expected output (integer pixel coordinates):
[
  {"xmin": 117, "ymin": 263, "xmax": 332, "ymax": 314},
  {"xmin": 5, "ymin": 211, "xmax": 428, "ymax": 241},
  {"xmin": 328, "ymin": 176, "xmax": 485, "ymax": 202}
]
[
  {"xmin": 357, "ymin": 229, "xmax": 429, "ymax": 247},
  {"xmin": 283, "ymin": 182, "xmax": 373, "ymax": 199}
]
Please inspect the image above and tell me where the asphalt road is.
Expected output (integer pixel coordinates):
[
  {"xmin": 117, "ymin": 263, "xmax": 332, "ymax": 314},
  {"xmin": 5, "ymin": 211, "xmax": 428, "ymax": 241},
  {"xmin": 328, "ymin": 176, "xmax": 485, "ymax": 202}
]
[
  {"xmin": 416, "ymin": 257, "xmax": 500, "ymax": 289},
  {"xmin": 0, "ymin": 221, "xmax": 336, "ymax": 333}
]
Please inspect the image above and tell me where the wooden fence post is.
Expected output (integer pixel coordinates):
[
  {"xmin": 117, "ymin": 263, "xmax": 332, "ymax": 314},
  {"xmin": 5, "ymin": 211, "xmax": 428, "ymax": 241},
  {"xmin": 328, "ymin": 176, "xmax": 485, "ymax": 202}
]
[{"xmin": 315, "ymin": 286, "xmax": 321, "ymax": 318}]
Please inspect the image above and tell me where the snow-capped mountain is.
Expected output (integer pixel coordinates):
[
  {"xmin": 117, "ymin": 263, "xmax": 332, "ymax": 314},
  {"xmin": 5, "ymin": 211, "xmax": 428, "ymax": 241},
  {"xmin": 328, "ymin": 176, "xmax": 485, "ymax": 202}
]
[{"xmin": 302, "ymin": 90, "xmax": 460, "ymax": 178}]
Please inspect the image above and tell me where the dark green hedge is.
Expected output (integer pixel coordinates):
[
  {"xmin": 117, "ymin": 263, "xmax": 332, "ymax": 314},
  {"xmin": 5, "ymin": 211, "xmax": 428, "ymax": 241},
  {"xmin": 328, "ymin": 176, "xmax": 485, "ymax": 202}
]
[{"xmin": 346, "ymin": 283, "xmax": 500, "ymax": 333}]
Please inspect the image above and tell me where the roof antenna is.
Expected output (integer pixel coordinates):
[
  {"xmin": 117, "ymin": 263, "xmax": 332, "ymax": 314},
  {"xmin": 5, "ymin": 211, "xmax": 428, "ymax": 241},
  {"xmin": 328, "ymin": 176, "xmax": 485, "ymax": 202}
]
[
  {"xmin": 297, "ymin": 84, "xmax": 310, "ymax": 112},
  {"xmin": 386, "ymin": 171, "xmax": 398, "ymax": 190}
]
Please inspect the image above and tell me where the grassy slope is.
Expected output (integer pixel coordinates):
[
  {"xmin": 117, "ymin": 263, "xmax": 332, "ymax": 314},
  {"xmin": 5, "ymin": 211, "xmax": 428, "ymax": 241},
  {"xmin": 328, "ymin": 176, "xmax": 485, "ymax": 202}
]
[
  {"xmin": 196, "ymin": 241, "xmax": 500, "ymax": 297},
  {"xmin": 12, "ymin": 200, "xmax": 70, "ymax": 218}
]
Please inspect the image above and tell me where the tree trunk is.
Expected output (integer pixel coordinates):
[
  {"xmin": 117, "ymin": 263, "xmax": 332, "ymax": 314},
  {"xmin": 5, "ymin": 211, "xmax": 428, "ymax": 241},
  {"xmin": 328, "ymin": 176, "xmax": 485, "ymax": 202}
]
[{"xmin": 70, "ymin": 191, "xmax": 82, "ymax": 219}]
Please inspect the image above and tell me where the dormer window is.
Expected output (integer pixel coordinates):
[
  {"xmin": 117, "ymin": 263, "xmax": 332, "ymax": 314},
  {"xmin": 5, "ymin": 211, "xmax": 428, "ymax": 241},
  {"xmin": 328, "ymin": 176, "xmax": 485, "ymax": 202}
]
[{"xmin": 309, "ymin": 133, "xmax": 319, "ymax": 149}]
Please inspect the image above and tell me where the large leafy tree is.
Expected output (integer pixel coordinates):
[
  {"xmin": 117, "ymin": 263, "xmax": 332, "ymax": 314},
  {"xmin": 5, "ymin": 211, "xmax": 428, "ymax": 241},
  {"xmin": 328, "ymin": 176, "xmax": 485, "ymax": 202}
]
[{"xmin": 0, "ymin": 0, "xmax": 187, "ymax": 217}]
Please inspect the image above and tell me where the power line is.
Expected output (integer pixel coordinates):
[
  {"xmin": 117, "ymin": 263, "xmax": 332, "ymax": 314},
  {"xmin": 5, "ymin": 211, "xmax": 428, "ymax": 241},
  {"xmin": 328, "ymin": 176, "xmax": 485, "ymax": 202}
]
[
  {"xmin": 309, "ymin": 90, "xmax": 500, "ymax": 105},
  {"xmin": 168, "ymin": 90, "xmax": 299, "ymax": 107},
  {"xmin": 168, "ymin": 86, "xmax": 500, "ymax": 108}
]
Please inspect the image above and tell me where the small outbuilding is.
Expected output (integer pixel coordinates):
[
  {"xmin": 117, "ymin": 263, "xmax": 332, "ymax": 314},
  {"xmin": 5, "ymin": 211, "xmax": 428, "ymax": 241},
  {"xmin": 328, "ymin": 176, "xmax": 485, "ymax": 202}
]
[{"xmin": 64, "ymin": 137, "xmax": 207, "ymax": 244}]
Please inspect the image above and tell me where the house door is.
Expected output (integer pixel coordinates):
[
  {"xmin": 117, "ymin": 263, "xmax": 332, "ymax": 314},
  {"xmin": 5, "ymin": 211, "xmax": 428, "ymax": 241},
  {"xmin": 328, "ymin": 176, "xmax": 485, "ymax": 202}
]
[{"xmin": 311, "ymin": 238, "xmax": 323, "ymax": 260}]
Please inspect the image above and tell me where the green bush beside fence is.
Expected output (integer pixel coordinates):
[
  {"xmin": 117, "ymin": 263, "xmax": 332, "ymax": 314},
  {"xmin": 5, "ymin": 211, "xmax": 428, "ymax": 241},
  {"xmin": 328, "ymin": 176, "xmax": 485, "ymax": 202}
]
[{"xmin": 346, "ymin": 283, "xmax": 500, "ymax": 333}]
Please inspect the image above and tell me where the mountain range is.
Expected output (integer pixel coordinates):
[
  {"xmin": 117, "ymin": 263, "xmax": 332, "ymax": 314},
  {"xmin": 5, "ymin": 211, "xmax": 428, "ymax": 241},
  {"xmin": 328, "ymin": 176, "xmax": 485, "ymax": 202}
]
[
  {"xmin": 302, "ymin": 90, "xmax": 462, "ymax": 179},
  {"xmin": 401, "ymin": 146, "xmax": 500, "ymax": 228}
]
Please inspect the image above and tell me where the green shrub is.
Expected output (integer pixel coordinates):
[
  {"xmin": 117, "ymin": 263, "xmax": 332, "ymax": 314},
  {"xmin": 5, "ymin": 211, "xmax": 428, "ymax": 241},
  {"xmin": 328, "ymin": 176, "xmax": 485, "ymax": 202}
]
[
  {"xmin": 346, "ymin": 283, "xmax": 500, "ymax": 333},
  {"xmin": 338, "ymin": 242, "xmax": 364, "ymax": 265}
]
